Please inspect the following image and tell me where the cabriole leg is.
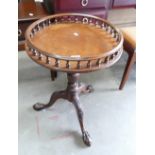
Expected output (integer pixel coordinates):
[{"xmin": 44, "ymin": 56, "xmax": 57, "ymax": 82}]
[
  {"xmin": 66, "ymin": 73, "xmax": 92, "ymax": 146},
  {"xmin": 72, "ymin": 95, "xmax": 92, "ymax": 146},
  {"xmin": 33, "ymin": 90, "xmax": 66, "ymax": 111},
  {"xmin": 33, "ymin": 72, "xmax": 92, "ymax": 146}
]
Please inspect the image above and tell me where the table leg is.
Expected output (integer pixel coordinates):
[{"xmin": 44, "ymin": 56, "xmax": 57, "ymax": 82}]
[
  {"xmin": 33, "ymin": 73, "xmax": 92, "ymax": 146},
  {"xmin": 33, "ymin": 90, "xmax": 66, "ymax": 111},
  {"xmin": 66, "ymin": 73, "xmax": 92, "ymax": 146},
  {"xmin": 72, "ymin": 96, "xmax": 92, "ymax": 146},
  {"xmin": 50, "ymin": 70, "xmax": 57, "ymax": 81}
]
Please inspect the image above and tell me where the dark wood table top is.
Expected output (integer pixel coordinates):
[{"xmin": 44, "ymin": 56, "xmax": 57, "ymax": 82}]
[
  {"xmin": 25, "ymin": 13, "xmax": 123, "ymax": 73},
  {"xmin": 31, "ymin": 23, "xmax": 118, "ymax": 57}
]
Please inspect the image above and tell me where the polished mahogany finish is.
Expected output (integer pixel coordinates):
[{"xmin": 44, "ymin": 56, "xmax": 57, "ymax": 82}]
[
  {"xmin": 113, "ymin": 0, "xmax": 136, "ymax": 8},
  {"xmin": 44, "ymin": 0, "xmax": 110, "ymax": 19},
  {"xmin": 54, "ymin": 0, "xmax": 109, "ymax": 11},
  {"xmin": 18, "ymin": 1, "xmax": 49, "ymax": 22},
  {"xmin": 25, "ymin": 13, "xmax": 123, "ymax": 73},
  {"xmin": 31, "ymin": 23, "xmax": 117, "ymax": 57},
  {"xmin": 55, "ymin": 8, "xmax": 108, "ymax": 20},
  {"xmin": 18, "ymin": 1, "xmax": 49, "ymax": 50},
  {"xmin": 25, "ymin": 13, "xmax": 123, "ymax": 146}
]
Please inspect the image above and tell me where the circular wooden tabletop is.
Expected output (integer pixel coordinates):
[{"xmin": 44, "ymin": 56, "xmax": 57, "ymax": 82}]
[{"xmin": 25, "ymin": 13, "xmax": 123, "ymax": 73}]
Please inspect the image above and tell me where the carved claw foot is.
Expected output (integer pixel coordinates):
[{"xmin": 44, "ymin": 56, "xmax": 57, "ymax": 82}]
[
  {"xmin": 33, "ymin": 103, "xmax": 48, "ymax": 111},
  {"xmin": 86, "ymin": 85, "xmax": 94, "ymax": 93},
  {"xmin": 33, "ymin": 90, "xmax": 66, "ymax": 111},
  {"xmin": 79, "ymin": 84, "xmax": 94, "ymax": 94},
  {"xmin": 82, "ymin": 131, "xmax": 92, "ymax": 146}
]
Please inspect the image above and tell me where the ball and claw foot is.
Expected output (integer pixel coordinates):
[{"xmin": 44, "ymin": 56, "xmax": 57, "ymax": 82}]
[
  {"xmin": 82, "ymin": 131, "xmax": 92, "ymax": 146},
  {"xmin": 33, "ymin": 103, "xmax": 48, "ymax": 111},
  {"xmin": 86, "ymin": 85, "xmax": 94, "ymax": 93},
  {"xmin": 79, "ymin": 83, "xmax": 94, "ymax": 94}
]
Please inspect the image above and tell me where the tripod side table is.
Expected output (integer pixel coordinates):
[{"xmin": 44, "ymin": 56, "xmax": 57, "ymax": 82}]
[{"xmin": 25, "ymin": 13, "xmax": 123, "ymax": 146}]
